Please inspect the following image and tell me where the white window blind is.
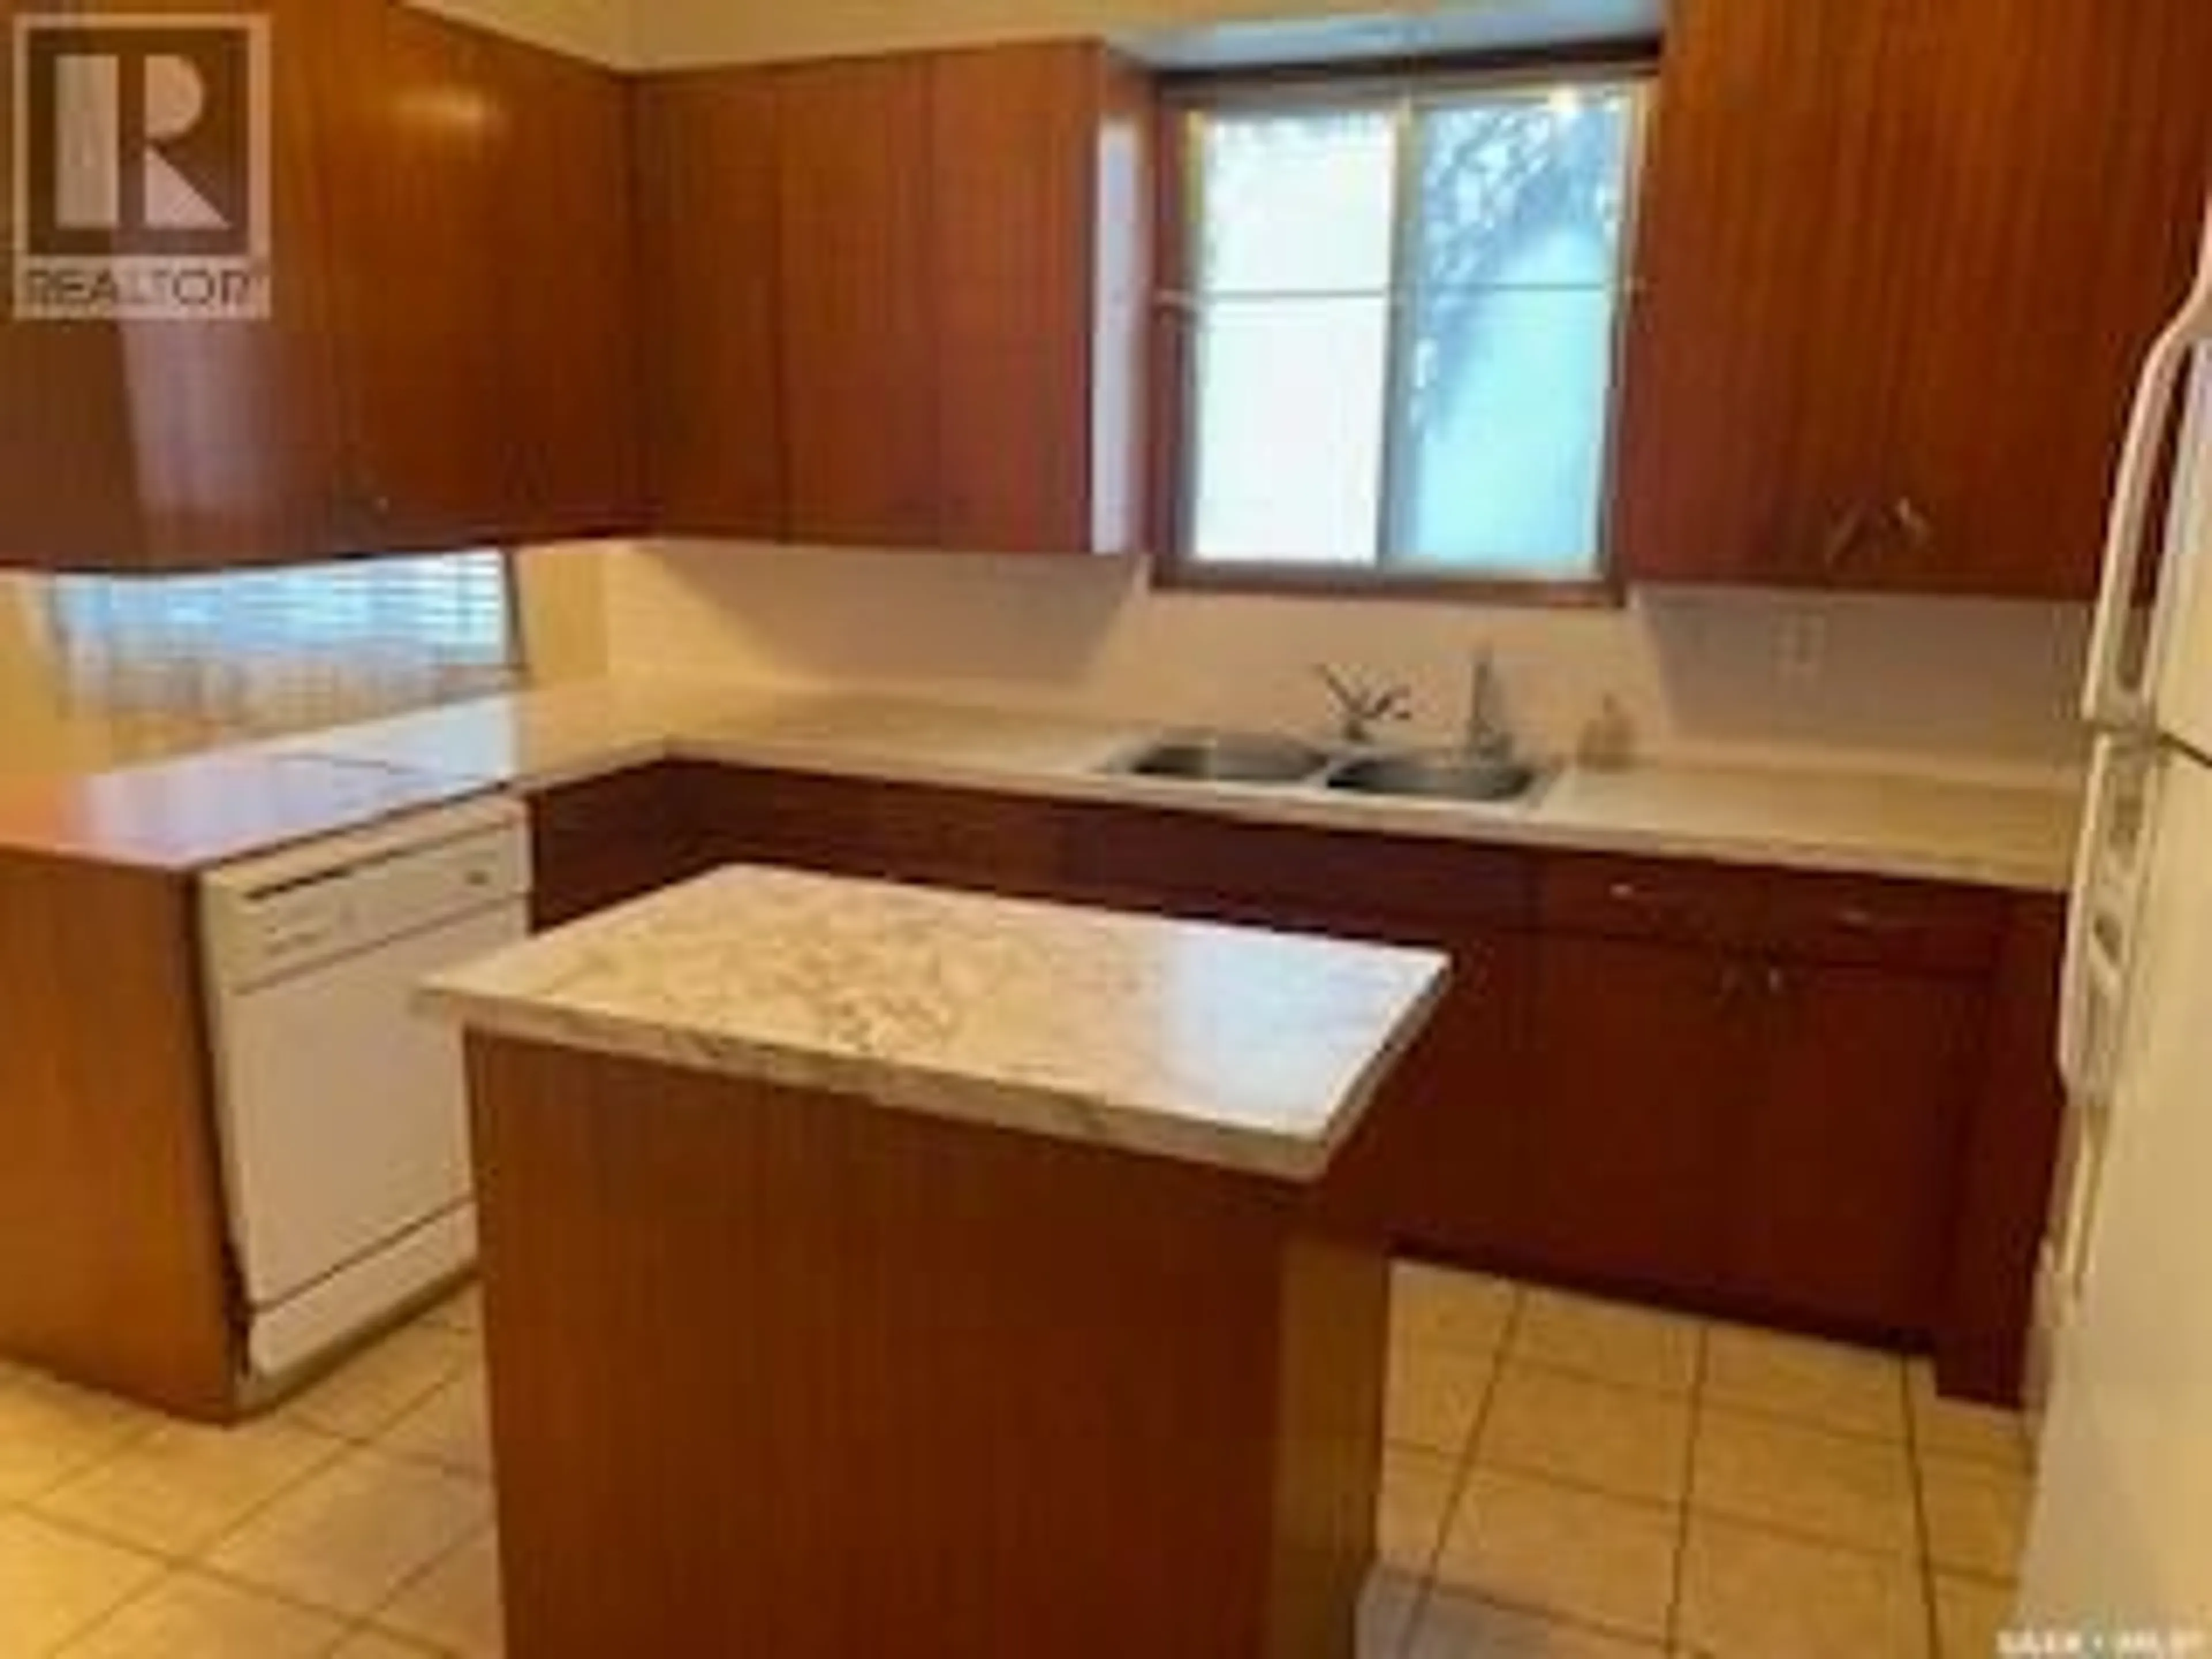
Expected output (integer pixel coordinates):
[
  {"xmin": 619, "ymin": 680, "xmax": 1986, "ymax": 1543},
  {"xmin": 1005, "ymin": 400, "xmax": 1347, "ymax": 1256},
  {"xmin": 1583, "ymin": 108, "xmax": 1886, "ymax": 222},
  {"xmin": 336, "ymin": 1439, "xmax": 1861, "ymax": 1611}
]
[{"xmin": 47, "ymin": 551, "xmax": 521, "ymax": 735}]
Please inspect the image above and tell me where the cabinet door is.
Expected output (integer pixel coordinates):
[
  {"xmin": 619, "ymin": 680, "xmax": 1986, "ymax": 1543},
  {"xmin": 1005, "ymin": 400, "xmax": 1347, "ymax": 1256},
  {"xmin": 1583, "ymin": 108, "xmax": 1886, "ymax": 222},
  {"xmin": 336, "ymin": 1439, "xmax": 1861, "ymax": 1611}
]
[
  {"xmin": 1727, "ymin": 964, "xmax": 1983, "ymax": 1333},
  {"xmin": 0, "ymin": 0, "xmax": 348, "ymax": 569},
  {"xmin": 636, "ymin": 68, "xmax": 786, "ymax": 537},
  {"xmin": 486, "ymin": 35, "xmax": 642, "ymax": 540},
  {"xmin": 1521, "ymin": 936, "xmax": 1748, "ymax": 1296},
  {"xmin": 928, "ymin": 44, "xmax": 1147, "ymax": 555},
  {"xmin": 1613, "ymin": 0, "xmax": 1928, "ymax": 587},
  {"xmin": 313, "ymin": 0, "xmax": 509, "ymax": 553},
  {"xmin": 775, "ymin": 58, "xmax": 939, "ymax": 547},
  {"xmin": 1881, "ymin": 0, "xmax": 2212, "ymax": 599},
  {"xmin": 1324, "ymin": 929, "xmax": 1530, "ymax": 1263},
  {"xmin": 529, "ymin": 765, "xmax": 709, "ymax": 930}
]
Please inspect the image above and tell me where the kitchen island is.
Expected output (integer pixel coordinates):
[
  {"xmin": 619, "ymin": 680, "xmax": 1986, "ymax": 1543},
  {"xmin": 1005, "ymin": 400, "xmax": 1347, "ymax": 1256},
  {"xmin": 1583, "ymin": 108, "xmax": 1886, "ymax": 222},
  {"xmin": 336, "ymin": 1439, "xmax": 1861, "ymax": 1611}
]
[{"xmin": 422, "ymin": 865, "xmax": 1448, "ymax": 1659}]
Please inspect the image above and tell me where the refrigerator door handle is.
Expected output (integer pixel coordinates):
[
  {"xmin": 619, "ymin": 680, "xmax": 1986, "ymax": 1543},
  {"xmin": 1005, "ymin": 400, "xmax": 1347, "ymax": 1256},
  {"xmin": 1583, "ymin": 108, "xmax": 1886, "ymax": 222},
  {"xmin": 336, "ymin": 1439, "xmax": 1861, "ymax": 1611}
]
[
  {"xmin": 2085, "ymin": 333, "xmax": 2198, "ymax": 729},
  {"xmin": 2061, "ymin": 741, "xmax": 2154, "ymax": 1099},
  {"xmin": 2085, "ymin": 199, "xmax": 2212, "ymax": 730}
]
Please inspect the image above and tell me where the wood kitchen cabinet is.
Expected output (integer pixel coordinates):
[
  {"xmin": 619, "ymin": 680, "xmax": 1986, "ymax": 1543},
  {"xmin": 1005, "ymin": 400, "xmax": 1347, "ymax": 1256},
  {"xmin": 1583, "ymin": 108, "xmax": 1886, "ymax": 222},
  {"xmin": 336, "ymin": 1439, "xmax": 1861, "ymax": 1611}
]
[
  {"xmin": 635, "ymin": 67, "xmax": 786, "ymax": 537},
  {"xmin": 1616, "ymin": 0, "xmax": 2212, "ymax": 597},
  {"xmin": 774, "ymin": 57, "xmax": 941, "ymax": 547},
  {"xmin": 1527, "ymin": 855, "xmax": 1997, "ymax": 1336},
  {"xmin": 1523, "ymin": 936, "xmax": 1746, "ymax": 1299},
  {"xmin": 528, "ymin": 764, "xmax": 2059, "ymax": 1397},
  {"xmin": 484, "ymin": 32, "xmax": 643, "ymax": 540},
  {"xmin": 0, "ymin": 0, "xmax": 639, "ymax": 570},
  {"xmin": 0, "ymin": 0, "xmax": 350, "ymax": 570},
  {"xmin": 316, "ymin": 2, "xmax": 642, "ymax": 552},
  {"xmin": 313, "ymin": 0, "xmax": 511, "ymax": 552},
  {"xmin": 639, "ymin": 42, "xmax": 1152, "ymax": 554},
  {"xmin": 1729, "ymin": 963, "xmax": 1982, "ymax": 1332}
]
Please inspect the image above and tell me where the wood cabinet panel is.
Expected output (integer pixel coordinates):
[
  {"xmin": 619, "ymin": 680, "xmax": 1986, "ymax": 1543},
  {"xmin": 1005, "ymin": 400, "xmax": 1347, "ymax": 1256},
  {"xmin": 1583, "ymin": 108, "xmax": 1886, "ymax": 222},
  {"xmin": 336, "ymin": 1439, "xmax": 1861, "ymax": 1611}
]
[
  {"xmin": 775, "ymin": 58, "xmax": 941, "ymax": 547},
  {"xmin": 0, "ymin": 853, "xmax": 235, "ymax": 1419},
  {"xmin": 1539, "ymin": 854, "xmax": 1768, "ymax": 950},
  {"xmin": 1725, "ymin": 964, "xmax": 1983, "ymax": 1332},
  {"xmin": 1616, "ymin": 0, "xmax": 2212, "ymax": 597},
  {"xmin": 1940, "ymin": 900, "xmax": 2068, "ymax": 1403},
  {"xmin": 312, "ymin": 0, "xmax": 512, "ymax": 554},
  {"xmin": 929, "ymin": 44, "xmax": 1095, "ymax": 554},
  {"xmin": 1522, "ymin": 936, "xmax": 1747, "ymax": 1296},
  {"xmin": 1325, "ymin": 930, "xmax": 1529, "ymax": 1262},
  {"xmin": 486, "ymin": 36, "xmax": 642, "ymax": 539},
  {"xmin": 0, "ymin": 0, "xmax": 349, "ymax": 570},
  {"xmin": 635, "ymin": 68, "xmax": 786, "ymax": 536},
  {"xmin": 471, "ymin": 1034, "xmax": 1381, "ymax": 1658},
  {"xmin": 1615, "ymin": 0, "xmax": 1916, "ymax": 587},
  {"xmin": 1883, "ymin": 0, "xmax": 2212, "ymax": 598},
  {"xmin": 529, "ymin": 761, "xmax": 2061, "ymax": 1392},
  {"xmin": 529, "ymin": 764, "xmax": 707, "ymax": 930},
  {"xmin": 927, "ymin": 44, "xmax": 1149, "ymax": 555}
]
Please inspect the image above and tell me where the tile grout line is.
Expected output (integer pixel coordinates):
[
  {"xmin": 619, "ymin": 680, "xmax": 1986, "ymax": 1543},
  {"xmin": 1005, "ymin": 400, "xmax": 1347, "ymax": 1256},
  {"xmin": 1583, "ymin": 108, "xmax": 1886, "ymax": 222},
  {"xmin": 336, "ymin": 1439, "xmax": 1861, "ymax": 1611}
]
[
  {"xmin": 1396, "ymin": 1283, "xmax": 1524, "ymax": 1657},
  {"xmin": 1666, "ymin": 1318, "xmax": 1712, "ymax": 1654},
  {"xmin": 354, "ymin": 1512, "xmax": 502, "ymax": 1656},
  {"xmin": 15, "ymin": 1306, "xmax": 490, "ymax": 1656},
  {"xmin": 1902, "ymin": 1361, "xmax": 1948, "ymax": 1659}
]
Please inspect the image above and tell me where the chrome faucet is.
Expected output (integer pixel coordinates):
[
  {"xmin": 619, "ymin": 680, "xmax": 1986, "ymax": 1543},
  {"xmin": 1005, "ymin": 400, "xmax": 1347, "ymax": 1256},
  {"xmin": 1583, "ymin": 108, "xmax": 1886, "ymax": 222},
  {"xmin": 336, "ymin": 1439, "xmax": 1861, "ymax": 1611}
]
[
  {"xmin": 1464, "ymin": 647, "xmax": 1516, "ymax": 763},
  {"xmin": 1313, "ymin": 666, "xmax": 1413, "ymax": 747}
]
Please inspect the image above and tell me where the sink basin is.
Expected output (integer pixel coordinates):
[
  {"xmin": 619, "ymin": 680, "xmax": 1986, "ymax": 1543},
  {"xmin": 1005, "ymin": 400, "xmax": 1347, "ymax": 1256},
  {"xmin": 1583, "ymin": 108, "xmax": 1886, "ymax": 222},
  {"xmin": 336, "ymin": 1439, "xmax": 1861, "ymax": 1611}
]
[
  {"xmin": 1324, "ymin": 752, "xmax": 1545, "ymax": 805},
  {"xmin": 1118, "ymin": 734, "xmax": 1334, "ymax": 787}
]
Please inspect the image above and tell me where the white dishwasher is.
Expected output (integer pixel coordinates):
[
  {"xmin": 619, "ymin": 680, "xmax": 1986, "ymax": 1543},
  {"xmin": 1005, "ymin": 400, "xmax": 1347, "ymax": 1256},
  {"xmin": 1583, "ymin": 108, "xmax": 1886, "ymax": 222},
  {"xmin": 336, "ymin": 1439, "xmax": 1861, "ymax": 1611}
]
[{"xmin": 200, "ymin": 796, "xmax": 532, "ymax": 1386}]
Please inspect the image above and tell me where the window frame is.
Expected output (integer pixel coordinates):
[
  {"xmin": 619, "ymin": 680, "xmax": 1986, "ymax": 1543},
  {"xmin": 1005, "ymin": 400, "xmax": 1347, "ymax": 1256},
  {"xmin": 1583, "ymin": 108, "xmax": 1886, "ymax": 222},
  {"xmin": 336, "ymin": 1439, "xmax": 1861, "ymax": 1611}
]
[{"xmin": 1150, "ymin": 54, "xmax": 1657, "ymax": 604}]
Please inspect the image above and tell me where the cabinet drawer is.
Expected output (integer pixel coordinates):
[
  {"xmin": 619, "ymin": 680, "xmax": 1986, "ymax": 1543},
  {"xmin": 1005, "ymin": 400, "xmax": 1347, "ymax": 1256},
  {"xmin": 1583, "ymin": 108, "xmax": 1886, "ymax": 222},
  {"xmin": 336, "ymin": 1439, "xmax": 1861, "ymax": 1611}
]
[
  {"xmin": 696, "ymin": 767, "xmax": 1069, "ymax": 896},
  {"xmin": 1539, "ymin": 856, "xmax": 1767, "ymax": 948},
  {"xmin": 1760, "ymin": 875, "xmax": 2006, "ymax": 975},
  {"xmin": 1066, "ymin": 806, "xmax": 1533, "ymax": 929}
]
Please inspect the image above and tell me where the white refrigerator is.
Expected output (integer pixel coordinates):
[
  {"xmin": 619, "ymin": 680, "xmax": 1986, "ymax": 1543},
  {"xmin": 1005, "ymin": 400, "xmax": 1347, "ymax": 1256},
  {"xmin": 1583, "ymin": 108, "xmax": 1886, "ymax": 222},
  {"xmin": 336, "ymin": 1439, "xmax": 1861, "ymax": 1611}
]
[{"xmin": 2019, "ymin": 201, "xmax": 2212, "ymax": 1629}]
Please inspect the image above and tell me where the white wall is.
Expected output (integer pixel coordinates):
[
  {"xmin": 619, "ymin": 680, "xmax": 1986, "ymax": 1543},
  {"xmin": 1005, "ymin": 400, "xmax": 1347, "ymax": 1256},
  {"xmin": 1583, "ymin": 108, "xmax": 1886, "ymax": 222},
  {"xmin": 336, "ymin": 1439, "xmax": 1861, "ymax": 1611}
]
[{"xmin": 606, "ymin": 541, "xmax": 2092, "ymax": 787}]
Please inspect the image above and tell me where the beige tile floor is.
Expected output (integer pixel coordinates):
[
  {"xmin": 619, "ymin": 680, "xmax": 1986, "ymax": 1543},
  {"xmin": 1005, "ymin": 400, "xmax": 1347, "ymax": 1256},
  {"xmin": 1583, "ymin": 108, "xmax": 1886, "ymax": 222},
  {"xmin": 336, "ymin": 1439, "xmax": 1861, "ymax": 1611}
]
[
  {"xmin": 0, "ymin": 1267, "xmax": 2035, "ymax": 1657},
  {"xmin": 1372, "ymin": 1266, "xmax": 2037, "ymax": 1658}
]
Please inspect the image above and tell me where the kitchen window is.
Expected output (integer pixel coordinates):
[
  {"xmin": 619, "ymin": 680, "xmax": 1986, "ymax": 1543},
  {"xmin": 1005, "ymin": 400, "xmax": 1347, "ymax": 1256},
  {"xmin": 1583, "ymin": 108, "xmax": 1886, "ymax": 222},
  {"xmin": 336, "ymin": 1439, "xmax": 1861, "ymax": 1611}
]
[
  {"xmin": 1164, "ymin": 68, "xmax": 1647, "ymax": 593},
  {"xmin": 46, "ymin": 551, "xmax": 521, "ymax": 734}
]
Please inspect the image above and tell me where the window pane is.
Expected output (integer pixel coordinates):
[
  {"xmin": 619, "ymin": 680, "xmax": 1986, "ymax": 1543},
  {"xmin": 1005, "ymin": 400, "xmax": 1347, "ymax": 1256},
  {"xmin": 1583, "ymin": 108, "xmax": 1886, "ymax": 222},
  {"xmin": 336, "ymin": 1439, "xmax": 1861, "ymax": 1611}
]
[
  {"xmin": 1388, "ymin": 89, "xmax": 1634, "ymax": 576},
  {"xmin": 1190, "ymin": 297, "xmax": 1390, "ymax": 565},
  {"xmin": 1195, "ymin": 107, "xmax": 1397, "ymax": 296}
]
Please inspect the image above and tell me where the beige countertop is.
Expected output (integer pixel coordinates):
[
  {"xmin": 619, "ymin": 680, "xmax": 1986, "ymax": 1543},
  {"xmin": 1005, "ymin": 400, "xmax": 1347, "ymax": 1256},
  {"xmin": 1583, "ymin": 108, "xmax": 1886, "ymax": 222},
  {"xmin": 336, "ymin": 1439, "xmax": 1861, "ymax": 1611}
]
[
  {"xmin": 0, "ymin": 750, "xmax": 495, "ymax": 872},
  {"xmin": 0, "ymin": 675, "xmax": 2085, "ymax": 889},
  {"xmin": 288, "ymin": 679, "xmax": 2084, "ymax": 893},
  {"xmin": 421, "ymin": 863, "xmax": 1449, "ymax": 1181}
]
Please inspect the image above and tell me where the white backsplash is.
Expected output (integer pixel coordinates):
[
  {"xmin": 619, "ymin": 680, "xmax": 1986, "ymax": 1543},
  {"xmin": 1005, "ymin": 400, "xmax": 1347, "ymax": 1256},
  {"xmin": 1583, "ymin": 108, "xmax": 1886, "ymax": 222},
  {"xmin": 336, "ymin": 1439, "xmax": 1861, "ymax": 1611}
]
[{"xmin": 601, "ymin": 539, "xmax": 2093, "ymax": 789}]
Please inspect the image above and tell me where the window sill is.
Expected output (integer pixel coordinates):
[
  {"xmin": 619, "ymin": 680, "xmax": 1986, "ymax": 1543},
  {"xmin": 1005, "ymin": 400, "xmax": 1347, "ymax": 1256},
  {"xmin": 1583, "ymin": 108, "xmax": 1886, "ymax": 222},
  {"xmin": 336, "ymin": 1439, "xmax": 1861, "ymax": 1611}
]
[{"xmin": 1150, "ymin": 559, "xmax": 1623, "ymax": 608}]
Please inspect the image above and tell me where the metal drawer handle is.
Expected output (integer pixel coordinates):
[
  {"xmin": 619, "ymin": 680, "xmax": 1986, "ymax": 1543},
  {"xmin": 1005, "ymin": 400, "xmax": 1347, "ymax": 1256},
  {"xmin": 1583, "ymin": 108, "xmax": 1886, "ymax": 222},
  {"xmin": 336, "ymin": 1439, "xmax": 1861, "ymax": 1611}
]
[{"xmin": 1832, "ymin": 906, "xmax": 1915, "ymax": 935}]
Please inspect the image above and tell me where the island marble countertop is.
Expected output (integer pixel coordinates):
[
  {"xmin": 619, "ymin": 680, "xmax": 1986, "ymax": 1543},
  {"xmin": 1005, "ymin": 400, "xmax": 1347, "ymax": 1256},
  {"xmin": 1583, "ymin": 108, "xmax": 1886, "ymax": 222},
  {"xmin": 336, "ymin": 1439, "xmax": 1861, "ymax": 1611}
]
[
  {"xmin": 420, "ymin": 864, "xmax": 1450, "ymax": 1182},
  {"xmin": 0, "ymin": 675, "xmax": 2085, "ymax": 888}
]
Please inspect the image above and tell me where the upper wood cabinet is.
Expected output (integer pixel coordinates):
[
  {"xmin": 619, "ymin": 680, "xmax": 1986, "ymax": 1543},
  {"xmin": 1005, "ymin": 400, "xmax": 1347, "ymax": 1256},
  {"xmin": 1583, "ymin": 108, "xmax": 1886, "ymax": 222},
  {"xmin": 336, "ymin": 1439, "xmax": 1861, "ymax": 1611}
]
[
  {"xmin": 638, "ymin": 42, "xmax": 1152, "ymax": 556},
  {"xmin": 635, "ymin": 69, "xmax": 786, "ymax": 539},
  {"xmin": 774, "ymin": 57, "xmax": 941, "ymax": 548},
  {"xmin": 483, "ymin": 34, "xmax": 643, "ymax": 542},
  {"xmin": 312, "ymin": 1, "xmax": 641, "ymax": 554},
  {"xmin": 0, "ymin": 0, "xmax": 350, "ymax": 570},
  {"xmin": 0, "ymin": 0, "xmax": 640, "ymax": 571},
  {"xmin": 1616, "ymin": 0, "xmax": 2212, "ymax": 597}
]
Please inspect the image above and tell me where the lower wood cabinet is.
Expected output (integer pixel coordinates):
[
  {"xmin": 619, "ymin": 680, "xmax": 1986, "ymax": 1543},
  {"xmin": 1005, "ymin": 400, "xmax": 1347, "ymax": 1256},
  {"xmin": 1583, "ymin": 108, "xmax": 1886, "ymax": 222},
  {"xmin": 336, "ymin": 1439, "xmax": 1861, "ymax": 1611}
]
[
  {"xmin": 527, "ymin": 765, "xmax": 2064, "ymax": 1402},
  {"xmin": 1728, "ymin": 963, "xmax": 1983, "ymax": 1333},
  {"xmin": 1524, "ymin": 937, "xmax": 1747, "ymax": 1300}
]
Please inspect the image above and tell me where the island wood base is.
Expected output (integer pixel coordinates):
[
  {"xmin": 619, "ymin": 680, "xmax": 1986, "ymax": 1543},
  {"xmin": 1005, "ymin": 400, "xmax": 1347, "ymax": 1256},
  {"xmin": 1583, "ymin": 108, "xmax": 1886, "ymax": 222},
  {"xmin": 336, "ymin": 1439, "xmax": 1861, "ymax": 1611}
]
[{"xmin": 466, "ymin": 1035, "xmax": 1390, "ymax": 1659}]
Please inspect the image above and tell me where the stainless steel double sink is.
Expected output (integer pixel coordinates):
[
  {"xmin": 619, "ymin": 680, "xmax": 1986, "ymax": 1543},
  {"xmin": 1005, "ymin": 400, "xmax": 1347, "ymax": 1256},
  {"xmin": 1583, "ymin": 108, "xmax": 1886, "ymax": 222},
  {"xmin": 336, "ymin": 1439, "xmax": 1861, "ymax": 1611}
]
[{"xmin": 1108, "ymin": 733, "xmax": 1547, "ymax": 807}]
